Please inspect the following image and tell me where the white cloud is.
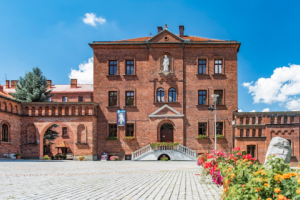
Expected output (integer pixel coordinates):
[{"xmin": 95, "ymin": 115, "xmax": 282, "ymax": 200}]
[
  {"xmin": 243, "ymin": 64, "xmax": 300, "ymax": 110},
  {"xmin": 249, "ymin": 110, "xmax": 256, "ymax": 112},
  {"xmin": 238, "ymin": 109, "xmax": 243, "ymax": 112},
  {"xmin": 69, "ymin": 57, "xmax": 93, "ymax": 84},
  {"xmin": 262, "ymin": 108, "xmax": 270, "ymax": 112},
  {"xmin": 83, "ymin": 13, "xmax": 106, "ymax": 26}
]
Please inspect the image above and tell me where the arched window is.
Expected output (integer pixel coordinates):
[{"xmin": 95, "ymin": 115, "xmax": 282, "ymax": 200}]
[
  {"xmin": 240, "ymin": 117, "xmax": 243, "ymax": 125},
  {"xmin": 78, "ymin": 106, "xmax": 82, "ymax": 115},
  {"xmin": 258, "ymin": 129, "xmax": 262, "ymax": 137},
  {"xmin": 8, "ymin": 103, "xmax": 12, "ymax": 113},
  {"xmin": 31, "ymin": 107, "xmax": 36, "ymax": 116},
  {"xmin": 277, "ymin": 116, "xmax": 281, "ymax": 124},
  {"xmin": 252, "ymin": 129, "xmax": 256, "ymax": 137},
  {"xmin": 25, "ymin": 106, "xmax": 29, "ymax": 116},
  {"xmin": 258, "ymin": 117, "xmax": 262, "ymax": 124},
  {"xmin": 252, "ymin": 117, "xmax": 256, "ymax": 124},
  {"xmin": 45, "ymin": 107, "xmax": 49, "ymax": 116},
  {"xmin": 240, "ymin": 129, "xmax": 243, "ymax": 137},
  {"xmin": 157, "ymin": 88, "xmax": 164, "ymax": 102},
  {"xmin": 58, "ymin": 107, "xmax": 62, "ymax": 116},
  {"xmin": 85, "ymin": 107, "xmax": 89, "ymax": 115},
  {"xmin": 71, "ymin": 106, "xmax": 76, "ymax": 115},
  {"xmin": 246, "ymin": 117, "xmax": 249, "ymax": 124},
  {"xmin": 168, "ymin": 88, "xmax": 176, "ymax": 102},
  {"xmin": 77, "ymin": 125, "xmax": 86, "ymax": 143},
  {"xmin": 65, "ymin": 107, "xmax": 69, "ymax": 116},
  {"xmin": 284, "ymin": 116, "xmax": 287, "ymax": 124},
  {"xmin": 3, "ymin": 102, "xmax": 7, "ymax": 112},
  {"xmin": 2, "ymin": 124, "xmax": 9, "ymax": 142},
  {"xmin": 51, "ymin": 107, "xmax": 56, "ymax": 116},
  {"xmin": 38, "ymin": 107, "xmax": 42, "ymax": 116},
  {"xmin": 246, "ymin": 129, "xmax": 250, "ymax": 137},
  {"xmin": 15, "ymin": 105, "xmax": 18, "ymax": 114}
]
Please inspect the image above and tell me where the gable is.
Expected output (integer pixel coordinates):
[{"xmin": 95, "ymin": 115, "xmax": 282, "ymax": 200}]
[
  {"xmin": 148, "ymin": 30, "xmax": 184, "ymax": 43},
  {"xmin": 149, "ymin": 104, "xmax": 184, "ymax": 118}
]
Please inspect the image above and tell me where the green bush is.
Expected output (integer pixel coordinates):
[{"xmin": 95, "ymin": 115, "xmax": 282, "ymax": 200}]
[
  {"xmin": 197, "ymin": 135, "xmax": 207, "ymax": 139},
  {"xmin": 150, "ymin": 142, "xmax": 179, "ymax": 149},
  {"xmin": 55, "ymin": 155, "xmax": 60, "ymax": 159},
  {"xmin": 160, "ymin": 156, "xmax": 168, "ymax": 161},
  {"xmin": 106, "ymin": 136, "xmax": 118, "ymax": 140},
  {"xmin": 62, "ymin": 155, "xmax": 67, "ymax": 159},
  {"xmin": 43, "ymin": 155, "xmax": 50, "ymax": 160}
]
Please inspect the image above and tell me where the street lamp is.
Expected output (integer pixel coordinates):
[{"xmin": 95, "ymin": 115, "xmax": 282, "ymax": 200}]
[{"xmin": 209, "ymin": 94, "xmax": 219, "ymax": 150}]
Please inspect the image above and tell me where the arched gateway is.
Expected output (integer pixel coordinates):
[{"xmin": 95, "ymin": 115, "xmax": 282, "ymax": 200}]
[{"xmin": 160, "ymin": 123, "xmax": 173, "ymax": 142}]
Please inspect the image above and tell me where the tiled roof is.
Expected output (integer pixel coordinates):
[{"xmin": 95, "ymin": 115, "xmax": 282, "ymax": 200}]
[
  {"xmin": 1, "ymin": 84, "xmax": 93, "ymax": 94},
  {"xmin": 0, "ymin": 90, "xmax": 14, "ymax": 99}
]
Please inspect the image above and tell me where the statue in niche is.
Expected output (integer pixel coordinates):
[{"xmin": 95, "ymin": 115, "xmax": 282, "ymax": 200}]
[{"xmin": 163, "ymin": 55, "xmax": 170, "ymax": 71}]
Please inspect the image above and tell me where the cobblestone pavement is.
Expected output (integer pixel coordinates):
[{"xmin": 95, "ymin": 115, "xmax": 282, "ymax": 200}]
[{"xmin": 0, "ymin": 160, "xmax": 222, "ymax": 200}]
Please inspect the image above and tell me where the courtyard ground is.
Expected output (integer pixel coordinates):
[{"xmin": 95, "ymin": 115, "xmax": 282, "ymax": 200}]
[{"xmin": 0, "ymin": 160, "xmax": 222, "ymax": 200}]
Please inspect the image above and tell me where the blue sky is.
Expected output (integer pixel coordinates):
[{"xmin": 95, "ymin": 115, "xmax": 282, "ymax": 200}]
[{"xmin": 1, "ymin": 0, "xmax": 300, "ymax": 112}]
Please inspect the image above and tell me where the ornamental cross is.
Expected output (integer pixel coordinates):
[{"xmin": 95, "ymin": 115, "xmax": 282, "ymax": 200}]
[{"xmin": 164, "ymin": 24, "xmax": 168, "ymax": 30}]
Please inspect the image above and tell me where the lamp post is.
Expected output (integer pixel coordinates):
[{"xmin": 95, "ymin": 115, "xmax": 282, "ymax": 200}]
[{"xmin": 209, "ymin": 94, "xmax": 219, "ymax": 150}]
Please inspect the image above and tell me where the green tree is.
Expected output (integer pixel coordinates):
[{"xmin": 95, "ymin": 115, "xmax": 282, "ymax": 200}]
[
  {"xmin": 43, "ymin": 124, "xmax": 59, "ymax": 144},
  {"xmin": 10, "ymin": 67, "xmax": 52, "ymax": 102}
]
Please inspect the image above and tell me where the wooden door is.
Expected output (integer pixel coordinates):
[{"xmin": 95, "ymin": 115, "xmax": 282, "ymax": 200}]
[{"xmin": 161, "ymin": 129, "xmax": 173, "ymax": 142}]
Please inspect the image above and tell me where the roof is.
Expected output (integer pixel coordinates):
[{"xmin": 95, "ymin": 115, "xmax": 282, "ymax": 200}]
[
  {"xmin": 1, "ymin": 84, "xmax": 93, "ymax": 94},
  {"xmin": 0, "ymin": 90, "xmax": 14, "ymax": 99},
  {"xmin": 56, "ymin": 141, "xmax": 70, "ymax": 148}
]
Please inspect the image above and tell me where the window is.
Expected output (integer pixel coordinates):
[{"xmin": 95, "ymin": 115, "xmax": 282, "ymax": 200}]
[
  {"xmin": 109, "ymin": 124, "xmax": 117, "ymax": 137},
  {"xmin": 109, "ymin": 91, "xmax": 117, "ymax": 106},
  {"xmin": 240, "ymin": 117, "xmax": 243, "ymax": 125},
  {"xmin": 252, "ymin": 117, "xmax": 256, "ymax": 124},
  {"xmin": 90, "ymin": 93, "xmax": 93, "ymax": 102},
  {"xmin": 290, "ymin": 116, "xmax": 294, "ymax": 123},
  {"xmin": 258, "ymin": 129, "xmax": 262, "ymax": 137},
  {"xmin": 198, "ymin": 59, "xmax": 206, "ymax": 74},
  {"xmin": 168, "ymin": 88, "xmax": 176, "ymax": 102},
  {"xmin": 126, "ymin": 124, "xmax": 134, "ymax": 137},
  {"xmin": 240, "ymin": 129, "xmax": 244, "ymax": 137},
  {"xmin": 277, "ymin": 116, "xmax": 281, "ymax": 124},
  {"xmin": 252, "ymin": 129, "xmax": 256, "ymax": 137},
  {"xmin": 65, "ymin": 107, "xmax": 69, "ymax": 116},
  {"xmin": 271, "ymin": 116, "xmax": 275, "ymax": 124},
  {"xmin": 246, "ymin": 129, "xmax": 250, "ymax": 137},
  {"xmin": 62, "ymin": 127, "xmax": 68, "ymax": 136},
  {"xmin": 157, "ymin": 88, "xmax": 164, "ymax": 102},
  {"xmin": 126, "ymin": 91, "xmax": 134, "ymax": 106},
  {"xmin": 52, "ymin": 107, "xmax": 56, "ymax": 116},
  {"xmin": 284, "ymin": 116, "xmax": 287, "ymax": 124},
  {"xmin": 31, "ymin": 107, "xmax": 35, "ymax": 116},
  {"xmin": 78, "ymin": 96, "xmax": 83, "ymax": 102},
  {"xmin": 2, "ymin": 124, "xmax": 8, "ymax": 142},
  {"xmin": 258, "ymin": 117, "xmax": 262, "ymax": 124},
  {"xmin": 109, "ymin": 60, "xmax": 117, "ymax": 75},
  {"xmin": 47, "ymin": 97, "xmax": 51, "ymax": 102},
  {"xmin": 198, "ymin": 123, "xmax": 207, "ymax": 135},
  {"xmin": 247, "ymin": 145, "xmax": 256, "ymax": 158},
  {"xmin": 214, "ymin": 59, "xmax": 222, "ymax": 74},
  {"xmin": 198, "ymin": 90, "xmax": 207, "ymax": 105},
  {"xmin": 216, "ymin": 122, "xmax": 223, "ymax": 135},
  {"xmin": 246, "ymin": 117, "xmax": 249, "ymax": 124},
  {"xmin": 125, "ymin": 155, "xmax": 132, "ymax": 160},
  {"xmin": 214, "ymin": 90, "xmax": 223, "ymax": 105},
  {"xmin": 126, "ymin": 60, "xmax": 134, "ymax": 75},
  {"xmin": 62, "ymin": 97, "xmax": 67, "ymax": 102}
]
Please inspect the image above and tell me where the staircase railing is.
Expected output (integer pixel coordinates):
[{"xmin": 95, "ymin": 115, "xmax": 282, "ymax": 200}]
[
  {"xmin": 132, "ymin": 143, "xmax": 197, "ymax": 160},
  {"xmin": 0, "ymin": 144, "xmax": 11, "ymax": 158}
]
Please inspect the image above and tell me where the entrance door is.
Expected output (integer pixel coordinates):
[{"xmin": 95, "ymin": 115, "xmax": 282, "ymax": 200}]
[{"xmin": 160, "ymin": 123, "xmax": 174, "ymax": 142}]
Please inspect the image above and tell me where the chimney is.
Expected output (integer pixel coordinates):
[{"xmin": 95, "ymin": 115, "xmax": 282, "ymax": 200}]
[
  {"xmin": 0, "ymin": 85, "xmax": 3, "ymax": 92},
  {"xmin": 6, "ymin": 80, "xmax": 10, "ymax": 88},
  {"xmin": 71, "ymin": 79, "xmax": 77, "ymax": 88},
  {"xmin": 157, "ymin": 26, "xmax": 163, "ymax": 33},
  {"xmin": 11, "ymin": 80, "xmax": 18, "ymax": 89},
  {"xmin": 179, "ymin": 25, "xmax": 184, "ymax": 37},
  {"xmin": 47, "ymin": 80, "xmax": 52, "ymax": 89}
]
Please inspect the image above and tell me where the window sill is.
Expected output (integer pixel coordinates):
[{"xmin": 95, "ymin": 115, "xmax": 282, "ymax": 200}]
[
  {"xmin": 0, "ymin": 142, "xmax": 13, "ymax": 144},
  {"xmin": 195, "ymin": 74, "xmax": 210, "ymax": 78},
  {"xmin": 76, "ymin": 143, "xmax": 88, "ymax": 145},
  {"xmin": 153, "ymin": 102, "xmax": 180, "ymax": 105},
  {"xmin": 123, "ymin": 74, "xmax": 137, "ymax": 76},
  {"xmin": 124, "ymin": 105, "xmax": 137, "ymax": 108},
  {"xmin": 212, "ymin": 73, "xmax": 225, "ymax": 76},
  {"xmin": 106, "ymin": 105, "xmax": 120, "ymax": 108},
  {"xmin": 106, "ymin": 74, "xmax": 121, "ymax": 77},
  {"xmin": 196, "ymin": 105, "xmax": 209, "ymax": 108},
  {"xmin": 235, "ymin": 136, "xmax": 266, "ymax": 139}
]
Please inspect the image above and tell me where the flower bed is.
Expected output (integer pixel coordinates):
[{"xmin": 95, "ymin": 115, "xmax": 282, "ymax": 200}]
[
  {"xmin": 150, "ymin": 142, "xmax": 179, "ymax": 149},
  {"xmin": 123, "ymin": 136, "xmax": 136, "ymax": 142},
  {"xmin": 110, "ymin": 156, "xmax": 119, "ymax": 161},
  {"xmin": 198, "ymin": 147, "xmax": 300, "ymax": 199}
]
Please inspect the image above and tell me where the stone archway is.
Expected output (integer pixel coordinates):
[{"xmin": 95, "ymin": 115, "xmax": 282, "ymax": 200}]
[
  {"xmin": 160, "ymin": 123, "xmax": 174, "ymax": 142},
  {"xmin": 158, "ymin": 154, "xmax": 171, "ymax": 160}
]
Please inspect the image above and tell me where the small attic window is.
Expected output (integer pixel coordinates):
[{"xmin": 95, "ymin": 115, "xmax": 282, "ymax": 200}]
[{"xmin": 164, "ymin": 36, "xmax": 169, "ymax": 41}]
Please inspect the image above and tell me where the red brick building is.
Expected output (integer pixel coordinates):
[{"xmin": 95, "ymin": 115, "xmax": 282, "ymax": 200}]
[{"xmin": 1, "ymin": 25, "xmax": 297, "ymax": 163}]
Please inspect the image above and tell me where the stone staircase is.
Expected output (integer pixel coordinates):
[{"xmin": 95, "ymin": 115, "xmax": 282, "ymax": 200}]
[{"xmin": 132, "ymin": 144, "xmax": 197, "ymax": 161}]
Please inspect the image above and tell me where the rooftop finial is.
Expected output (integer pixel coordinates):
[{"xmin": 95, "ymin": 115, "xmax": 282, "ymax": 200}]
[{"xmin": 164, "ymin": 24, "xmax": 168, "ymax": 30}]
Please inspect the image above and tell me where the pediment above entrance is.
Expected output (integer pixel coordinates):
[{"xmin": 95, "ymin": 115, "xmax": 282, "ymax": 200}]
[
  {"xmin": 149, "ymin": 104, "xmax": 184, "ymax": 118},
  {"xmin": 147, "ymin": 29, "xmax": 184, "ymax": 43}
]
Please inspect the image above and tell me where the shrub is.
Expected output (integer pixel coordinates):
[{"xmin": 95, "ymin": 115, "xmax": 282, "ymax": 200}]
[
  {"xmin": 51, "ymin": 156, "xmax": 54, "ymax": 160},
  {"xmin": 197, "ymin": 147, "xmax": 300, "ymax": 199},
  {"xmin": 14, "ymin": 153, "xmax": 22, "ymax": 157},
  {"xmin": 110, "ymin": 156, "xmax": 119, "ymax": 161},
  {"xmin": 55, "ymin": 155, "xmax": 60, "ymax": 159},
  {"xmin": 106, "ymin": 136, "xmax": 118, "ymax": 140},
  {"xmin": 62, "ymin": 155, "xmax": 67, "ymax": 159},
  {"xmin": 78, "ymin": 156, "xmax": 85, "ymax": 160},
  {"xmin": 43, "ymin": 155, "xmax": 50, "ymax": 160},
  {"xmin": 59, "ymin": 155, "xmax": 63, "ymax": 159},
  {"xmin": 216, "ymin": 134, "xmax": 224, "ymax": 138},
  {"xmin": 150, "ymin": 142, "xmax": 179, "ymax": 149},
  {"xmin": 197, "ymin": 135, "xmax": 207, "ymax": 139},
  {"xmin": 160, "ymin": 155, "xmax": 168, "ymax": 161}
]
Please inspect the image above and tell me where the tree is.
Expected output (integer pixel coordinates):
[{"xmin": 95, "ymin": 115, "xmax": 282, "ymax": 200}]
[
  {"xmin": 43, "ymin": 124, "xmax": 59, "ymax": 144},
  {"xmin": 10, "ymin": 67, "xmax": 52, "ymax": 102}
]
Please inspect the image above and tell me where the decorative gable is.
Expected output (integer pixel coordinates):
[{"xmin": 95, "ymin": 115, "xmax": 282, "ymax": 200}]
[
  {"xmin": 147, "ymin": 29, "xmax": 184, "ymax": 43},
  {"xmin": 148, "ymin": 104, "xmax": 184, "ymax": 118}
]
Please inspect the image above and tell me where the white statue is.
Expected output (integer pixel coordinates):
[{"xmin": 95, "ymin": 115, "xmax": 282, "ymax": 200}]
[{"xmin": 163, "ymin": 55, "xmax": 170, "ymax": 71}]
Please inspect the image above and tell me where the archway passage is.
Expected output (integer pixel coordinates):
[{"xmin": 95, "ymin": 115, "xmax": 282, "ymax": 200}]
[
  {"xmin": 158, "ymin": 154, "xmax": 171, "ymax": 160},
  {"xmin": 160, "ymin": 123, "xmax": 173, "ymax": 142}
]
